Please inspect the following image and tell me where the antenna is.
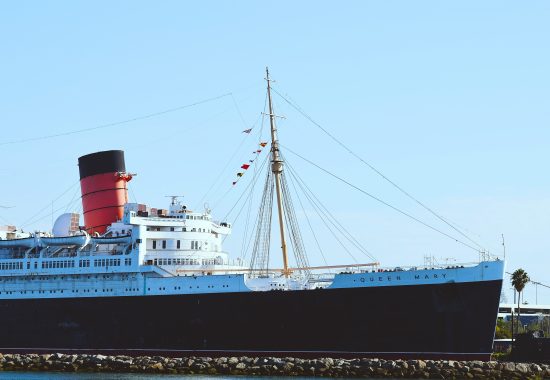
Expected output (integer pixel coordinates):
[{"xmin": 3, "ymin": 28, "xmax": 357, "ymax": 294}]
[{"xmin": 165, "ymin": 195, "xmax": 184, "ymax": 205}]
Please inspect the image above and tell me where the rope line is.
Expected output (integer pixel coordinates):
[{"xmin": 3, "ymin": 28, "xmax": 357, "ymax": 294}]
[
  {"xmin": 272, "ymin": 87, "xmax": 485, "ymax": 251},
  {"xmin": 285, "ymin": 159, "xmax": 377, "ymax": 262},
  {"xmin": 0, "ymin": 93, "xmax": 232, "ymax": 146},
  {"xmin": 20, "ymin": 180, "xmax": 81, "ymax": 229},
  {"xmin": 286, "ymin": 161, "xmax": 371, "ymax": 263},
  {"xmin": 282, "ymin": 145, "xmax": 480, "ymax": 252}
]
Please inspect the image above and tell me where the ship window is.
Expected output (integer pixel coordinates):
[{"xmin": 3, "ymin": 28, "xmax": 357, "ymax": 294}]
[
  {"xmin": 170, "ymin": 227, "xmax": 174, "ymax": 231},
  {"xmin": 157, "ymin": 227, "xmax": 161, "ymax": 231},
  {"xmin": 162, "ymin": 240, "xmax": 166, "ymax": 249},
  {"xmin": 183, "ymin": 228, "xmax": 187, "ymax": 232},
  {"xmin": 153, "ymin": 241, "xmax": 157, "ymax": 249},
  {"xmin": 177, "ymin": 240, "xmax": 181, "ymax": 249}
]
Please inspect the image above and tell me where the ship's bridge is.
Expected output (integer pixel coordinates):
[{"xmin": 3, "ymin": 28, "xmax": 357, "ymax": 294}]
[{"xmin": 119, "ymin": 202, "xmax": 242, "ymax": 274}]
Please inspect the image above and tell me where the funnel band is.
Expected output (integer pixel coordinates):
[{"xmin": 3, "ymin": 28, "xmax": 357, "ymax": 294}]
[
  {"xmin": 82, "ymin": 204, "xmax": 126, "ymax": 215},
  {"xmin": 78, "ymin": 150, "xmax": 125, "ymax": 179}
]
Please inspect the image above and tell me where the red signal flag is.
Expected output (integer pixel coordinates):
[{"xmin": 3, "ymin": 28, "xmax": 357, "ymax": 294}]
[
  {"xmin": 241, "ymin": 164, "xmax": 250, "ymax": 170},
  {"xmin": 259, "ymin": 142, "xmax": 268, "ymax": 147}
]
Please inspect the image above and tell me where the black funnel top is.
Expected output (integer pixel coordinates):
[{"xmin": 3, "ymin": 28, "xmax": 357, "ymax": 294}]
[{"xmin": 78, "ymin": 150, "xmax": 126, "ymax": 180}]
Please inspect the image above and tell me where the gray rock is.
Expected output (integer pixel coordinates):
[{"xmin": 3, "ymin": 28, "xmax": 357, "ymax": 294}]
[
  {"xmin": 515, "ymin": 362, "xmax": 529, "ymax": 373},
  {"xmin": 503, "ymin": 361, "xmax": 516, "ymax": 372},
  {"xmin": 530, "ymin": 363, "xmax": 542, "ymax": 372},
  {"xmin": 471, "ymin": 367, "xmax": 484, "ymax": 375},
  {"xmin": 149, "ymin": 362, "xmax": 164, "ymax": 371},
  {"xmin": 235, "ymin": 362, "xmax": 247, "ymax": 370},
  {"xmin": 227, "ymin": 356, "xmax": 239, "ymax": 365},
  {"xmin": 0, "ymin": 354, "xmax": 548, "ymax": 378}
]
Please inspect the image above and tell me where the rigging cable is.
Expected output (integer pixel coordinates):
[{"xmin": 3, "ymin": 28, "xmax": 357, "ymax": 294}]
[
  {"xmin": 0, "ymin": 93, "xmax": 232, "ymax": 146},
  {"xmin": 284, "ymin": 154, "xmax": 377, "ymax": 262},
  {"xmin": 20, "ymin": 179, "xmax": 81, "ymax": 229},
  {"xmin": 285, "ymin": 165, "xmax": 330, "ymax": 268},
  {"xmin": 230, "ymin": 153, "xmax": 269, "ymax": 264},
  {"xmin": 271, "ymin": 87, "xmax": 485, "ymax": 251},
  {"xmin": 231, "ymin": 93, "xmax": 250, "ymax": 128},
  {"xmin": 285, "ymin": 162, "xmax": 360, "ymax": 264},
  {"xmin": 249, "ymin": 164, "xmax": 275, "ymax": 275},
  {"xmin": 199, "ymin": 93, "xmax": 267, "ymax": 211},
  {"xmin": 64, "ymin": 184, "xmax": 83, "ymax": 214},
  {"xmin": 240, "ymin": 101, "xmax": 269, "ymax": 263},
  {"xmin": 221, "ymin": 154, "xmax": 270, "ymax": 224},
  {"xmin": 281, "ymin": 144, "xmax": 480, "ymax": 252},
  {"xmin": 280, "ymin": 170, "xmax": 311, "ymax": 274}
]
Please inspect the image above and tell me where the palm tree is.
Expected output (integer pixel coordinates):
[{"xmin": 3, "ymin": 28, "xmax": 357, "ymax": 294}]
[{"xmin": 511, "ymin": 269, "xmax": 530, "ymax": 338}]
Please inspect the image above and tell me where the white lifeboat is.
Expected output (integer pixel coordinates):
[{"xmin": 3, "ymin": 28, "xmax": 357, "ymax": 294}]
[
  {"xmin": 40, "ymin": 232, "xmax": 90, "ymax": 247},
  {"xmin": 91, "ymin": 235, "xmax": 132, "ymax": 245},
  {"xmin": 0, "ymin": 237, "xmax": 37, "ymax": 248}
]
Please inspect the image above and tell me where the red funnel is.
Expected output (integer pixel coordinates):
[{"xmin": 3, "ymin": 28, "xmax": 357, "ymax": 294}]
[{"xmin": 78, "ymin": 150, "xmax": 132, "ymax": 234}]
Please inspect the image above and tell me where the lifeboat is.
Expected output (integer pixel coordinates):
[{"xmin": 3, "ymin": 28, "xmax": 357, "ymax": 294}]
[
  {"xmin": 0, "ymin": 237, "xmax": 37, "ymax": 248},
  {"xmin": 40, "ymin": 233, "xmax": 90, "ymax": 247},
  {"xmin": 91, "ymin": 235, "xmax": 132, "ymax": 245}
]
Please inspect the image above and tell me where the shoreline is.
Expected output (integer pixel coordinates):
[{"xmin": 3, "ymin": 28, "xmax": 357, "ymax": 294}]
[{"xmin": 0, "ymin": 354, "xmax": 547, "ymax": 378}]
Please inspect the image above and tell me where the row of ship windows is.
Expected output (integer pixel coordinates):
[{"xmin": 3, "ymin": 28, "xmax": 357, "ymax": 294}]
[
  {"xmin": 0, "ymin": 285, "xmax": 232, "ymax": 295},
  {"xmin": 0, "ymin": 259, "xmax": 133, "ymax": 271},
  {"xmin": 0, "ymin": 275, "xmax": 138, "ymax": 284},
  {"xmin": 0, "ymin": 262, "xmax": 23, "ymax": 270},
  {"xmin": 187, "ymin": 215, "xmax": 209, "ymax": 221},
  {"xmin": 152, "ymin": 258, "xmax": 221, "ymax": 266},
  {"xmin": 151, "ymin": 240, "xmax": 212, "ymax": 250},
  {"xmin": 0, "ymin": 289, "xmax": 114, "ymax": 295},
  {"xmin": 148, "ymin": 284, "xmax": 231, "ymax": 291},
  {"xmin": 159, "ymin": 285, "xmax": 232, "ymax": 291},
  {"xmin": 147, "ymin": 227, "xmax": 210, "ymax": 233}
]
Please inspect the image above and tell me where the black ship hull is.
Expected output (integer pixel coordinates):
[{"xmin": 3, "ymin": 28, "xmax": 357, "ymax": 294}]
[{"xmin": 0, "ymin": 280, "xmax": 502, "ymax": 360}]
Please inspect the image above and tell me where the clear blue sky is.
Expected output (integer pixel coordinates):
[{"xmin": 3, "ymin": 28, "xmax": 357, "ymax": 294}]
[{"xmin": 0, "ymin": 1, "xmax": 549, "ymax": 303}]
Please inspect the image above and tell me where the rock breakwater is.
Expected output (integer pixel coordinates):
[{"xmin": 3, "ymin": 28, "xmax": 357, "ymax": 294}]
[{"xmin": 0, "ymin": 354, "xmax": 546, "ymax": 379}]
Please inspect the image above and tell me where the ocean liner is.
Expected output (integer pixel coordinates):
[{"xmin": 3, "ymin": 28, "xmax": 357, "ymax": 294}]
[{"xmin": 0, "ymin": 70, "xmax": 504, "ymax": 360}]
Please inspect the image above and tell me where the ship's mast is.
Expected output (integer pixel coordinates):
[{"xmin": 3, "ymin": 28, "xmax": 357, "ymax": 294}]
[{"xmin": 265, "ymin": 67, "xmax": 290, "ymax": 278}]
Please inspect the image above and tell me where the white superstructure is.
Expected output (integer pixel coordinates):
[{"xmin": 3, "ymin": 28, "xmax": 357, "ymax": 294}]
[{"xmin": 0, "ymin": 198, "xmax": 504, "ymax": 301}]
